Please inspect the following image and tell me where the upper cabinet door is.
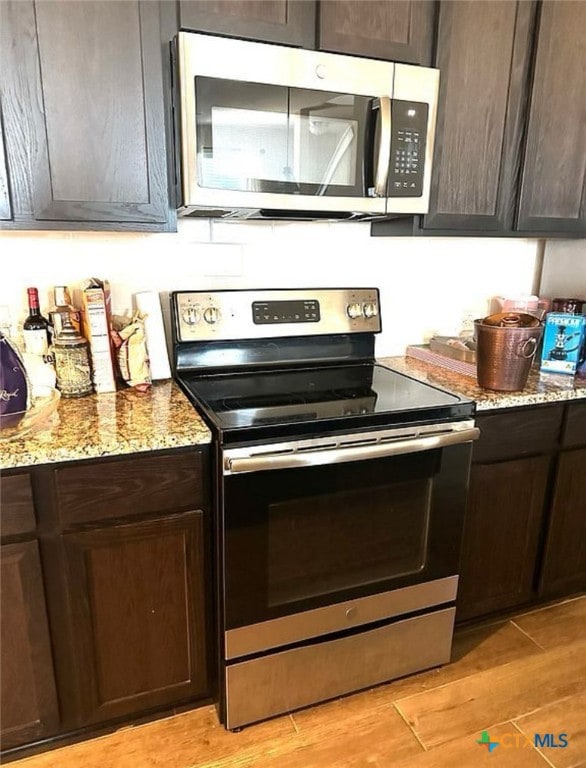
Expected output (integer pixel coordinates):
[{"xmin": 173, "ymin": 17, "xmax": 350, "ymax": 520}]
[
  {"xmin": 0, "ymin": 106, "xmax": 11, "ymax": 221},
  {"xmin": 422, "ymin": 1, "xmax": 536, "ymax": 232},
  {"xmin": 179, "ymin": 0, "xmax": 316, "ymax": 48},
  {"xmin": 516, "ymin": 1, "xmax": 586, "ymax": 234},
  {"xmin": 1, "ymin": 1, "xmax": 170, "ymax": 227},
  {"xmin": 318, "ymin": 0, "xmax": 436, "ymax": 65}
]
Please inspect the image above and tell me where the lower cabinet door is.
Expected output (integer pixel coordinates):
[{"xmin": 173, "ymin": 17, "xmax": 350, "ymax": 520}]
[
  {"xmin": 1, "ymin": 541, "xmax": 59, "ymax": 750},
  {"xmin": 64, "ymin": 511, "xmax": 208, "ymax": 725},
  {"xmin": 457, "ymin": 455, "xmax": 550, "ymax": 622},
  {"xmin": 540, "ymin": 449, "xmax": 586, "ymax": 597}
]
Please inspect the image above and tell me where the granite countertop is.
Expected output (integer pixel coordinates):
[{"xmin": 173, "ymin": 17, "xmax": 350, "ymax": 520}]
[
  {"xmin": 378, "ymin": 356, "xmax": 586, "ymax": 410},
  {"xmin": 0, "ymin": 380, "xmax": 211, "ymax": 471},
  {"xmin": 3, "ymin": 358, "xmax": 585, "ymax": 472}
]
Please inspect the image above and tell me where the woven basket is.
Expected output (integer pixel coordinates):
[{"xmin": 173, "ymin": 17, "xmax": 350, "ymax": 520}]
[{"xmin": 474, "ymin": 320, "xmax": 544, "ymax": 391}]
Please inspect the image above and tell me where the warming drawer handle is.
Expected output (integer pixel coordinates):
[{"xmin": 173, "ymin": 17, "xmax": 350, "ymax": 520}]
[{"xmin": 224, "ymin": 427, "xmax": 480, "ymax": 474}]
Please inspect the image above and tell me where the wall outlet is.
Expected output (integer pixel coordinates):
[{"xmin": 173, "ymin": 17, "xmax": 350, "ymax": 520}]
[{"xmin": 459, "ymin": 310, "xmax": 476, "ymax": 337}]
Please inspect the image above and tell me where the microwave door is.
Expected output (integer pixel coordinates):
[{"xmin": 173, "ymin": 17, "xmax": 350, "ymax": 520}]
[{"xmin": 185, "ymin": 75, "xmax": 386, "ymax": 215}]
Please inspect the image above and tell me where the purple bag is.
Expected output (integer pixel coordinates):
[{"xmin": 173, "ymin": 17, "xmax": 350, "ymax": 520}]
[{"xmin": 0, "ymin": 333, "xmax": 29, "ymax": 428}]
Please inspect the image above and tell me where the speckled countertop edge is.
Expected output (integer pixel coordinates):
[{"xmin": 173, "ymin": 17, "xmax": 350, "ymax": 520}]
[
  {"xmin": 0, "ymin": 380, "xmax": 211, "ymax": 471},
  {"xmin": 378, "ymin": 356, "xmax": 586, "ymax": 410}
]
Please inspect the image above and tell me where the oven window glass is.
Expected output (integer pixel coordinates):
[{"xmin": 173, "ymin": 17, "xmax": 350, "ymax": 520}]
[
  {"xmin": 194, "ymin": 77, "xmax": 373, "ymax": 197},
  {"xmin": 267, "ymin": 480, "xmax": 431, "ymax": 606}
]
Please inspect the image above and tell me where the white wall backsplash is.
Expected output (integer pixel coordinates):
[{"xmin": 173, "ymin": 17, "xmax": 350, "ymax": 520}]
[
  {"xmin": 539, "ymin": 239, "xmax": 586, "ymax": 300},
  {"xmin": 0, "ymin": 222, "xmax": 540, "ymax": 356}
]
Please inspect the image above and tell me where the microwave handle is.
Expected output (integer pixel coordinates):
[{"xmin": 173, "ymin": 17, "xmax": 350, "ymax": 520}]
[{"xmin": 373, "ymin": 97, "xmax": 392, "ymax": 197}]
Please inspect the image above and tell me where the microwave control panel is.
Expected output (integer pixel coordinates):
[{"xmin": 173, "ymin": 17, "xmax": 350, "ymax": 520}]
[{"xmin": 388, "ymin": 100, "xmax": 428, "ymax": 198}]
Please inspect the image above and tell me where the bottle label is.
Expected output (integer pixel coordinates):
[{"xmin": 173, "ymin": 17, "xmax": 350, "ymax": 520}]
[{"xmin": 23, "ymin": 328, "xmax": 49, "ymax": 356}]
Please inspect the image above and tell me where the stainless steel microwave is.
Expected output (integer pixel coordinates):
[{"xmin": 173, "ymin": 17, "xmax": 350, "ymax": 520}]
[{"xmin": 172, "ymin": 32, "xmax": 440, "ymax": 221}]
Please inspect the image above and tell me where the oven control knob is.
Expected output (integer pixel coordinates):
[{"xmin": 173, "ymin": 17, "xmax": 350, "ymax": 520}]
[
  {"xmin": 346, "ymin": 302, "xmax": 363, "ymax": 319},
  {"xmin": 203, "ymin": 306, "xmax": 221, "ymax": 325},
  {"xmin": 181, "ymin": 307, "xmax": 199, "ymax": 325},
  {"xmin": 363, "ymin": 302, "xmax": 379, "ymax": 319}
]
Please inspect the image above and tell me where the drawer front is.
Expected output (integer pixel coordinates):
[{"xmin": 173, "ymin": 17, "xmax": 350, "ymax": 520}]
[
  {"xmin": 55, "ymin": 450, "xmax": 206, "ymax": 528},
  {"xmin": 225, "ymin": 607, "xmax": 455, "ymax": 730},
  {"xmin": 473, "ymin": 405, "xmax": 564, "ymax": 463},
  {"xmin": 563, "ymin": 401, "xmax": 586, "ymax": 448},
  {"xmin": 0, "ymin": 473, "xmax": 36, "ymax": 538}
]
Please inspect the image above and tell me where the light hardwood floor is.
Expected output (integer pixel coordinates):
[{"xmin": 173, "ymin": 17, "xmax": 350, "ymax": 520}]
[{"xmin": 13, "ymin": 596, "xmax": 586, "ymax": 768}]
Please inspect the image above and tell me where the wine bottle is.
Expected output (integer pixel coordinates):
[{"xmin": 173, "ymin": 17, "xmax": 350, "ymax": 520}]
[{"xmin": 23, "ymin": 287, "xmax": 51, "ymax": 356}]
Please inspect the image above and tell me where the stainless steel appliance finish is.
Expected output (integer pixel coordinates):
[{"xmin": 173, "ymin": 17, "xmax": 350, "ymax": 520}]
[
  {"xmin": 171, "ymin": 288, "xmax": 476, "ymax": 731},
  {"xmin": 174, "ymin": 33, "xmax": 439, "ymax": 220},
  {"xmin": 225, "ymin": 607, "xmax": 456, "ymax": 730},
  {"xmin": 174, "ymin": 288, "xmax": 381, "ymax": 342},
  {"xmin": 225, "ymin": 575, "xmax": 458, "ymax": 659},
  {"xmin": 223, "ymin": 420, "xmax": 479, "ymax": 475}
]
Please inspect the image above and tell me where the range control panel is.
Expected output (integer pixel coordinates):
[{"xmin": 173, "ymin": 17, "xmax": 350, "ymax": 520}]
[
  {"xmin": 173, "ymin": 289, "xmax": 381, "ymax": 342},
  {"xmin": 388, "ymin": 99, "xmax": 428, "ymax": 198},
  {"xmin": 252, "ymin": 300, "xmax": 320, "ymax": 325}
]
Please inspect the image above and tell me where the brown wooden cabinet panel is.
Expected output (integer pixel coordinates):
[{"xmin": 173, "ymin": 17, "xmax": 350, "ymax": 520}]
[
  {"xmin": 0, "ymin": 473, "xmax": 36, "ymax": 538},
  {"xmin": 563, "ymin": 402, "xmax": 586, "ymax": 448},
  {"xmin": 63, "ymin": 511, "xmax": 208, "ymax": 724},
  {"xmin": 179, "ymin": 0, "xmax": 316, "ymax": 47},
  {"xmin": 319, "ymin": 0, "xmax": 435, "ymax": 65},
  {"xmin": 457, "ymin": 455, "xmax": 550, "ymax": 622},
  {"xmin": 422, "ymin": 0, "xmax": 536, "ymax": 232},
  {"xmin": 0, "ymin": 541, "xmax": 59, "ymax": 749},
  {"xmin": 0, "ymin": 105, "xmax": 11, "ymax": 220},
  {"xmin": 472, "ymin": 405, "xmax": 563, "ymax": 464},
  {"xmin": 540, "ymin": 448, "xmax": 586, "ymax": 597},
  {"xmin": 0, "ymin": 0, "xmax": 171, "ymax": 228},
  {"xmin": 55, "ymin": 450, "xmax": 205, "ymax": 528},
  {"xmin": 517, "ymin": 1, "xmax": 586, "ymax": 233}
]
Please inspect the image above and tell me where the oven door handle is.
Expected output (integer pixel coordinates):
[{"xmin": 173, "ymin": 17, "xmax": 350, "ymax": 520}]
[{"xmin": 224, "ymin": 427, "xmax": 480, "ymax": 474}]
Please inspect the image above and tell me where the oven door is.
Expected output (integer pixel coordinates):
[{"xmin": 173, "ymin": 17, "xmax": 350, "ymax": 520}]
[{"xmin": 222, "ymin": 426, "xmax": 476, "ymax": 658}]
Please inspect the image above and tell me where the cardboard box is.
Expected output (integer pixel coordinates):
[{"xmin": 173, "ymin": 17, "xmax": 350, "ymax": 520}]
[
  {"xmin": 79, "ymin": 279, "xmax": 117, "ymax": 393},
  {"xmin": 540, "ymin": 312, "xmax": 586, "ymax": 375}
]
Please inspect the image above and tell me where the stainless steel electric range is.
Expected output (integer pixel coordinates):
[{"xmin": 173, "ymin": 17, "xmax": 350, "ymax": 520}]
[{"xmin": 171, "ymin": 288, "xmax": 478, "ymax": 731}]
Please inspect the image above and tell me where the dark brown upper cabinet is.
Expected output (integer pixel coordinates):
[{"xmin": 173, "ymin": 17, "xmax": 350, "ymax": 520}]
[
  {"xmin": 516, "ymin": 0, "xmax": 586, "ymax": 233},
  {"xmin": 0, "ymin": 106, "xmax": 11, "ymax": 221},
  {"xmin": 0, "ymin": 1, "xmax": 172, "ymax": 231},
  {"xmin": 318, "ymin": 0, "xmax": 436, "ymax": 65},
  {"xmin": 179, "ymin": 0, "xmax": 316, "ymax": 47},
  {"xmin": 422, "ymin": 0, "xmax": 536, "ymax": 232}
]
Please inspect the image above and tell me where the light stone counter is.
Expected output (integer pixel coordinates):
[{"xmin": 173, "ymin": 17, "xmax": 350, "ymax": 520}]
[
  {"xmin": 378, "ymin": 356, "xmax": 586, "ymax": 410},
  {"xmin": 0, "ymin": 380, "xmax": 211, "ymax": 471}
]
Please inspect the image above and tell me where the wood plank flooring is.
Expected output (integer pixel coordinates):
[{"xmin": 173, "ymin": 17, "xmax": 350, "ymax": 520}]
[{"xmin": 12, "ymin": 596, "xmax": 586, "ymax": 768}]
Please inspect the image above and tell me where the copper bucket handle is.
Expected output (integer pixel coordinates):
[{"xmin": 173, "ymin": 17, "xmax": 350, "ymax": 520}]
[{"xmin": 518, "ymin": 337, "xmax": 538, "ymax": 359}]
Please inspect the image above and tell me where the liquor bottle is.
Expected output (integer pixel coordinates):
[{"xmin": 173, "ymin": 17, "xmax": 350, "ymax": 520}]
[
  {"xmin": 49, "ymin": 285, "xmax": 81, "ymax": 338},
  {"xmin": 23, "ymin": 287, "xmax": 51, "ymax": 357}
]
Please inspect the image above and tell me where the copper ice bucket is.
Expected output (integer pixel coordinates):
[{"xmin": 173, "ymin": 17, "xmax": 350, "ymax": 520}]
[{"xmin": 474, "ymin": 313, "xmax": 543, "ymax": 392}]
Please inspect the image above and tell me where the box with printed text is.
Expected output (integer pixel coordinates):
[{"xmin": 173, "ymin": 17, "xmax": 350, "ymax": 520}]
[
  {"xmin": 79, "ymin": 279, "xmax": 117, "ymax": 393},
  {"xmin": 540, "ymin": 312, "xmax": 586, "ymax": 375}
]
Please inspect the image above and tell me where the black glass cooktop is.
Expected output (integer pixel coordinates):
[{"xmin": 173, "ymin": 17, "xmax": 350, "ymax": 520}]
[{"xmin": 177, "ymin": 363, "xmax": 474, "ymax": 442}]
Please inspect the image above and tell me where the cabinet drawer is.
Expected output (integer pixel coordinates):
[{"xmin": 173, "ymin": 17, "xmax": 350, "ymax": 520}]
[
  {"xmin": 55, "ymin": 450, "xmax": 206, "ymax": 528},
  {"xmin": 563, "ymin": 402, "xmax": 586, "ymax": 448},
  {"xmin": 473, "ymin": 405, "xmax": 564, "ymax": 463},
  {"xmin": 0, "ymin": 473, "xmax": 36, "ymax": 538}
]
